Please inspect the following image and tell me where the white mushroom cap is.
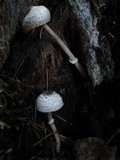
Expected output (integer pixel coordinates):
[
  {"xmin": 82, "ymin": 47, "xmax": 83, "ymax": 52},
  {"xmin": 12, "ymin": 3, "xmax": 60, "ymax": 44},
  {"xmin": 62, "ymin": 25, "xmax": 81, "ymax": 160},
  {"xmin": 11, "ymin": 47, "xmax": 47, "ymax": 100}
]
[
  {"xmin": 36, "ymin": 91, "xmax": 64, "ymax": 113},
  {"xmin": 22, "ymin": 5, "xmax": 51, "ymax": 32}
]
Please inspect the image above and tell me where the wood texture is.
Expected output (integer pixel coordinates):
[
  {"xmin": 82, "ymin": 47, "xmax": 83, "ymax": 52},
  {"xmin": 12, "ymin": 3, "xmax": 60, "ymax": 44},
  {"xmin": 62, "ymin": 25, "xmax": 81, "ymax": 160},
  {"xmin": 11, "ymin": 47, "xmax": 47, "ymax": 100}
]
[
  {"xmin": 68, "ymin": 0, "xmax": 114, "ymax": 86},
  {"xmin": 0, "ymin": 0, "xmax": 39, "ymax": 70}
]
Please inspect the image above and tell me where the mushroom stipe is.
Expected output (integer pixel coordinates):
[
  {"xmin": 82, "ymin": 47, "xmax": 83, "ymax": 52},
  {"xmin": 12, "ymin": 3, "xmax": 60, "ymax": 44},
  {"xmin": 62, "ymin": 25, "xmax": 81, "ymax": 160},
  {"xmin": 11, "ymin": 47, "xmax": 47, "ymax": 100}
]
[{"xmin": 36, "ymin": 90, "xmax": 64, "ymax": 153}]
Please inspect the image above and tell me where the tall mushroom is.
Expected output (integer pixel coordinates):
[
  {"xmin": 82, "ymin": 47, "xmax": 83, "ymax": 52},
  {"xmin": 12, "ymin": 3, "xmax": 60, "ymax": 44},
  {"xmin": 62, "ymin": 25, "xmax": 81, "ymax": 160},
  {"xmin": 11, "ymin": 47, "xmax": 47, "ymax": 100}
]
[
  {"xmin": 22, "ymin": 5, "xmax": 86, "ymax": 78},
  {"xmin": 36, "ymin": 90, "xmax": 64, "ymax": 153}
]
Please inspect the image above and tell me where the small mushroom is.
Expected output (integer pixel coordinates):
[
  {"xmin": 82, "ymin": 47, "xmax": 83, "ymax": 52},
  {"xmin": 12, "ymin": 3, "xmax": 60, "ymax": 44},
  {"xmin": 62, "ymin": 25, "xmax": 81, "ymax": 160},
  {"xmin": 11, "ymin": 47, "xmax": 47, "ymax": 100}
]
[
  {"xmin": 22, "ymin": 5, "xmax": 86, "ymax": 78},
  {"xmin": 36, "ymin": 90, "xmax": 64, "ymax": 153}
]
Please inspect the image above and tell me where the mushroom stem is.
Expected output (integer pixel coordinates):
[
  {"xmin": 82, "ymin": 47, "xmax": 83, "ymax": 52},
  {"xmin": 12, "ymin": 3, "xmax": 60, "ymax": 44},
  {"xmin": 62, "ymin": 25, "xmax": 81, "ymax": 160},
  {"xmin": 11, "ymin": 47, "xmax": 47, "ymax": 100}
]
[
  {"xmin": 48, "ymin": 112, "xmax": 60, "ymax": 153},
  {"xmin": 43, "ymin": 24, "xmax": 86, "ymax": 79}
]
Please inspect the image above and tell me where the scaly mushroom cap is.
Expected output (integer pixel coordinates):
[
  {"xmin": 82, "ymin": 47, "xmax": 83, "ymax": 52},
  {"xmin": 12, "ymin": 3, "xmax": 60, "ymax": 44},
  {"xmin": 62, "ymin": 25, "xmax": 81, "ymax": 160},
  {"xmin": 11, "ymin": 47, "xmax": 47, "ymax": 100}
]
[
  {"xmin": 36, "ymin": 91, "xmax": 64, "ymax": 113},
  {"xmin": 22, "ymin": 5, "xmax": 51, "ymax": 32}
]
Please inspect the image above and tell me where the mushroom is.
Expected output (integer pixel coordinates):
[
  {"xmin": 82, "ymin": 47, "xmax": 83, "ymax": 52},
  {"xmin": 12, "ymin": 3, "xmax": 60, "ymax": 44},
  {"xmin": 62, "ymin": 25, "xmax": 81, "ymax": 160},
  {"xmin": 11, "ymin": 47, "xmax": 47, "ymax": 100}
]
[
  {"xmin": 22, "ymin": 5, "xmax": 86, "ymax": 78},
  {"xmin": 36, "ymin": 90, "xmax": 64, "ymax": 153}
]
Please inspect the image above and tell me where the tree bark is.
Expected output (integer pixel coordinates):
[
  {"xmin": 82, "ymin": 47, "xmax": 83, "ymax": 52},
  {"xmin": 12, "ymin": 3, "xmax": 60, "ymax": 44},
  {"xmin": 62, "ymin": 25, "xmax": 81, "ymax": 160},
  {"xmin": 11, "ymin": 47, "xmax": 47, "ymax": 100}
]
[
  {"xmin": 68, "ymin": 0, "xmax": 114, "ymax": 86},
  {"xmin": 0, "ymin": 0, "xmax": 39, "ymax": 70}
]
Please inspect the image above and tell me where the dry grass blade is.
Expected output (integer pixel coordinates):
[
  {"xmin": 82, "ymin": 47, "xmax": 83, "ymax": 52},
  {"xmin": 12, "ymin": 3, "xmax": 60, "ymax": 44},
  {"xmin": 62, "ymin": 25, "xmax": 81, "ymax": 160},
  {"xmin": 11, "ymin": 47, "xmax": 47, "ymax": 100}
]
[
  {"xmin": 0, "ymin": 74, "xmax": 34, "ymax": 89},
  {"xmin": 31, "ymin": 133, "xmax": 52, "ymax": 147},
  {"xmin": 59, "ymin": 134, "xmax": 74, "ymax": 144},
  {"xmin": 53, "ymin": 113, "xmax": 73, "ymax": 125},
  {"xmin": 13, "ymin": 59, "xmax": 25, "ymax": 79}
]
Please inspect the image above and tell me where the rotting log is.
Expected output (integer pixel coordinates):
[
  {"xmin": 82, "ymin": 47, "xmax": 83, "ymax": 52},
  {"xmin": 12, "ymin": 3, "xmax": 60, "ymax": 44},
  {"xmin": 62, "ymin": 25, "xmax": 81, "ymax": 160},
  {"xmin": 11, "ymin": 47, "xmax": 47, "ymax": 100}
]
[{"xmin": 68, "ymin": 0, "xmax": 114, "ymax": 86}]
